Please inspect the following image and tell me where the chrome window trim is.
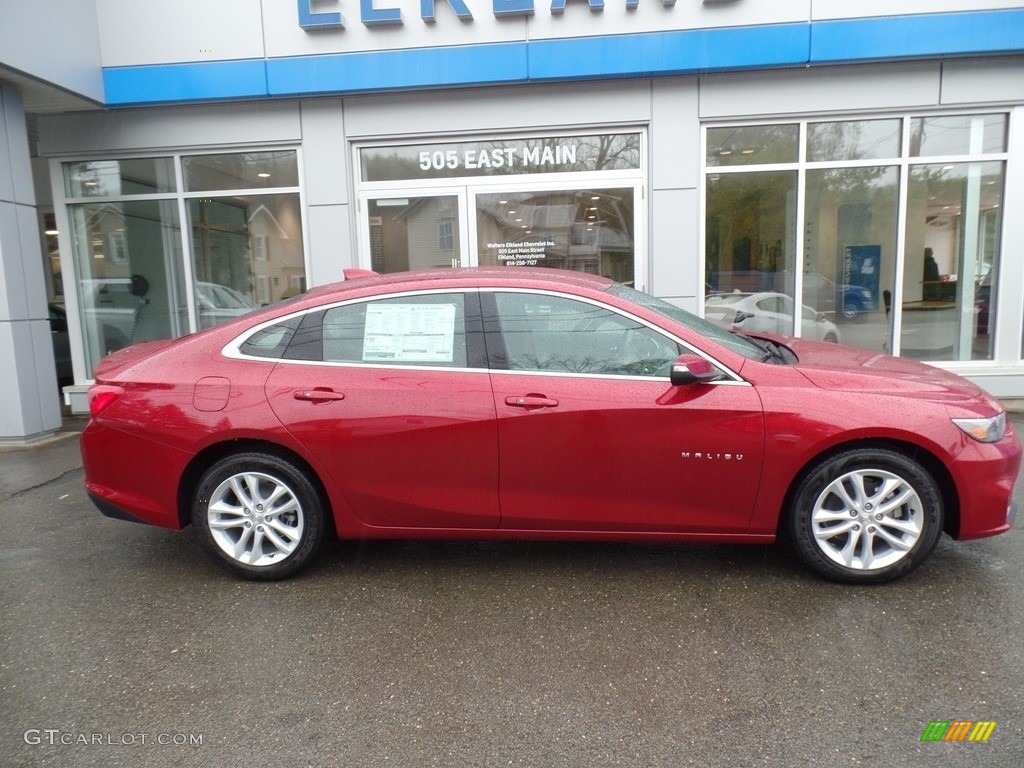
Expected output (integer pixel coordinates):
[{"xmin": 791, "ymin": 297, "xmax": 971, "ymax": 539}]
[{"xmin": 223, "ymin": 284, "xmax": 749, "ymax": 385}]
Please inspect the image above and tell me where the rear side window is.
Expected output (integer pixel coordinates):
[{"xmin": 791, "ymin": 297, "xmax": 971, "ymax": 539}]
[
  {"xmin": 321, "ymin": 294, "xmax": 469, "ymax": 367},
  {"xmin": 238, "ymin": 317, "xmax": 300, "ymax": 359}
]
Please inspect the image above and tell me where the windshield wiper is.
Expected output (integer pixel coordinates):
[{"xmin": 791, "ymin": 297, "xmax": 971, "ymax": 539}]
[{"xmin": 741, "ymin": 335, "xmax": 789, "ymax": 365}]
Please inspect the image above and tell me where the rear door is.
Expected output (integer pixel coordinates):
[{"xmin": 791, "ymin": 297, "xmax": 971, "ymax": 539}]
[
  {"xmin": 265, "ymin": 290, "xmax": 500, "ymax": 529},
  {"xmin": 484, "ymin": 290, "xmax": 765, "ymax": 533}
]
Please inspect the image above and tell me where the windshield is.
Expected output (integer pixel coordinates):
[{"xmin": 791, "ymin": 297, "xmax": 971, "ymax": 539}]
[{"xmin": 607, "ymin": 282, "xmax": 765, "ymax": 360}]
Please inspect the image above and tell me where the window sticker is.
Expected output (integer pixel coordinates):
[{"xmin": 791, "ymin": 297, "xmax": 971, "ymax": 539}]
[{"xmin": 363, "ymin": 303, "xmax": 457, "ymax": 362}]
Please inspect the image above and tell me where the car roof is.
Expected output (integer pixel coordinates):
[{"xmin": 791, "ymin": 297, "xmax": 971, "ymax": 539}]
[{"xmin": 302, "ymin": 267, "xmax": 616, "ymax": 301}]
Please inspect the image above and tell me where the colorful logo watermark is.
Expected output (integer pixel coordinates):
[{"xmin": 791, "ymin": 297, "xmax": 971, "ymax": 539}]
[{"xmin": 920, "ymin": 721, "xmax": 997, "ymax": 742}]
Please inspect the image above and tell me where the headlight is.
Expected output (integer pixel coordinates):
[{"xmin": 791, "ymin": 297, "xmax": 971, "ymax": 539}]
[{"xmin": 952, "ymin": 412, "xmax": 1006, "ymax": 443}]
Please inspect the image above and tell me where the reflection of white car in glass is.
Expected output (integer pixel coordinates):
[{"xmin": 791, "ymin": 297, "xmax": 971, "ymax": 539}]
[
  {"xmin": 705, "ymin": 292, "xmax": 841, "ymax": 343},
  {"xmin": 83, "ymin": 278, "xmax": 256, "ymax": 340},
  {"xmin": 194, "ymin": 282, "xmax": 257, "ymax": 327}
]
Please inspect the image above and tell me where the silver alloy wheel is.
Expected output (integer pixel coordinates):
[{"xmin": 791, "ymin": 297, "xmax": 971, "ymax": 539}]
[
  {"xmin": 810, "ymin": 468, "xmax": 924, "ymax": 571},
  {"xmin": 207, "ymin": 471, "xmax": 305, "ymax": 567}
]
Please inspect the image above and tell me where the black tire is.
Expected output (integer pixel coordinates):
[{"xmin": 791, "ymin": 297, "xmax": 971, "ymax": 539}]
[
  {"xmin": 192, "ymin": 451, "xmax": 326, "ymax": 580},
  {"xmin": 788, "ymin": 448, "xmax": 943, "ymax": 584}
]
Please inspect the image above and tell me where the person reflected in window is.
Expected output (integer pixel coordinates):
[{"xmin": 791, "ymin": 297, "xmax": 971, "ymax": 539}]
[{"xmin": 923, "ymin": 247, "xmax": 940, "ymax": 301}]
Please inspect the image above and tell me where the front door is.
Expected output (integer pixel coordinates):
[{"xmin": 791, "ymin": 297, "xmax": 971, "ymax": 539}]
[{"xmin": 485, "ymin": 290, "xmax": 765, "ymax": 533}]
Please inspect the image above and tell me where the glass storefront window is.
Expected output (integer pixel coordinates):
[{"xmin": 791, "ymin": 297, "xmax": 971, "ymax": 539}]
[
  {"xmin": 808, "ymin": 119, "xmax": 901, "ymax": 162},
  {"xmin": 477, "ymin": 189, "xmax": 635, "ymax": 284},
  {"xmin": 910, "ymin": 115, "xmax": 1007, "ymax": 157},
  {"xmin": 704, "ymin": 114, "xmax": 1006, "ymax": 360},
  {"xmin": 902, "ymin": 161, "xmax": 1004, "ymax": 361},
  {"xmin": 706, "ymin": 125, "xmax": 798, "ymax": 167},
  {"xmin": 61, "ymin": 149, "xmax": 305, "ymax": 378},
  {"xmin": 804, "ymin": 167, "xmax": 898, "ymax": 349},
  {"xmin": 188, "ymin": 193, "xmax": 305, "ymax": 330},
  {"xmin": 68, "ymin": 200, "xmax": 186, "ymax": 375},
  {"xmin": 705, "ymin": 171, "xmax": 797, "ymax": 308},
  {"xmin": 63, "ymin": 158, "xmax": 176, "ymax": 197},
  {"xmin": 183, "ymin": 150, "xmax": 299, "ymax": 191}
]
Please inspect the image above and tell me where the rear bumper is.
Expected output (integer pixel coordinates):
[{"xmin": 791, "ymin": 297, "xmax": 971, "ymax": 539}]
[
  {"xmin": 81, "ymin": 421, "xmax": 192, "ymax": 530},
  {"xmin": 87, "ymin": 489, "xmax": 152, "ymax": 525}
]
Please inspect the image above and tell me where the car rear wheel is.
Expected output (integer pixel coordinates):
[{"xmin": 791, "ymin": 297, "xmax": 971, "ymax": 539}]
[
  {"xmin": 192, "ymin": 452, "xmax": 326, "ymax": 580},
  {"xmin": 788, "ymin": 448, "xmax": 943, "ymax": 584}
]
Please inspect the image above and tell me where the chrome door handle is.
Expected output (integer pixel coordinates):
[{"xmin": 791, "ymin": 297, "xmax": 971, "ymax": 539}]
[
  {"xmin": 505, "ymin": 395, "xmax": 559, "ymax": 409},
  {"xmin": 294, "ymin": 389, "xmax": 346, "ymax": 403}
]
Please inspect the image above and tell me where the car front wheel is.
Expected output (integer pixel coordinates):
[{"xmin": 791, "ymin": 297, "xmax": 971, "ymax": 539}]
[
  {"xmin": 788, "ymin": 448, "xmax": 943, "ymax": 584},
  {"xmin": 192, "ymin": 452, "xmax": 326, "ymax": 580}
]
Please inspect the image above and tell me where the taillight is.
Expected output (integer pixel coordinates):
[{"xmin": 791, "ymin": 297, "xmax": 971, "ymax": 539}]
[{"xmin": 88, "ymin": 385, "xmax": 124, "ymax": 418}]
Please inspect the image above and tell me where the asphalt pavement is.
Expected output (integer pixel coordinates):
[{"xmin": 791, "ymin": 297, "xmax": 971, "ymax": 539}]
[{"xmin": 2, "ymin": 415, "xmax": 1023, "ymax": 767}]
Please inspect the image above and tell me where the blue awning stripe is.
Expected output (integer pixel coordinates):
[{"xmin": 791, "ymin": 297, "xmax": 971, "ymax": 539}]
[{"xmin": 101, "ymin": 10, "xmax": 1024, "ymax": 106}]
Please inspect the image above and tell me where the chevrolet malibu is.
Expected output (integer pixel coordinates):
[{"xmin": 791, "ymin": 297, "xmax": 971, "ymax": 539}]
[{"xmin": 81, "ymin": 268, "xmax": 1020, "ymax": 583}]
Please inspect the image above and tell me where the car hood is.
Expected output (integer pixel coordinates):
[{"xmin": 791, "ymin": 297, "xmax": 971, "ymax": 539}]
[{"xmin": 777, "ymin": 337, "xmax": 986, "ymax": 403}]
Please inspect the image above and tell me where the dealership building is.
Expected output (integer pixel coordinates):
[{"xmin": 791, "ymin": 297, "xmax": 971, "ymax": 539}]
[{"xmin": 1, "ymin": 0, "xmax": 1023, "ymax": 442}]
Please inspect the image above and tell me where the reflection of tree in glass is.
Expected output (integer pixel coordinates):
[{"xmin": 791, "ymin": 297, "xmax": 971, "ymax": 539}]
[{"xmin": 706, "ymin": 125, "xmax": 798, "ymax": 166}]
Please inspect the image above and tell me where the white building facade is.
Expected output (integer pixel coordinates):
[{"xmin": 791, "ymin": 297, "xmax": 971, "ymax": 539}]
[{"xmin": 1, "ymin": 0, "xmax": 1023, "ymax": 440}]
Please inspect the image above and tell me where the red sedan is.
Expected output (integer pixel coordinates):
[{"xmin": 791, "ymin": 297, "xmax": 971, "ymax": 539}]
[{"xmin": 82, "ymin": 268, "xmax": 1020, "ymax": 583}]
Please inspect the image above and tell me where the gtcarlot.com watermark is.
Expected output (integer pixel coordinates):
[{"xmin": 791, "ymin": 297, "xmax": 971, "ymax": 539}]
[{"xmin": 24, "ymin": 729, "xmax": 203, "ymax": 747}]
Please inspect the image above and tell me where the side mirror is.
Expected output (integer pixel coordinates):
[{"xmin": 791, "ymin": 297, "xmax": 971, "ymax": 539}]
[{"xmin": 670, "ymin": 354, "xmax": 722, "ymax": 386}]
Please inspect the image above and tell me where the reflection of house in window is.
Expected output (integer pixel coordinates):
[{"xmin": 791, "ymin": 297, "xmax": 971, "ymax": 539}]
[
  {"xmin": 438, "ymin": 219, "xmax": 455, "ymax": 251},
  {"xmin": 252, "ymin": 234, "xmax": 269, "ymax": 261},
  {"xmin": 370, "ymin": 197, "xmax": 461, "ymax": 271},
  {"xmin": 191, "ymin": 195, "xmax": 305, "ymax": 313}
]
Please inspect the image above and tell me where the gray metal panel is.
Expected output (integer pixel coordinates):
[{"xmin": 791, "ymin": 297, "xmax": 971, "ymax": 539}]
[
  {"xmin": 1, "ymin": 88, "xmax": 35, "ymax": 206},
  {"xmin": 305, "ymin": 204, "xmax": 354, "ymax": 286},
  {"xmin": 96, "ymin": 0, "xmax": 266, "ymax": 67},
  {"xmin": 941, "ymin": 56, "xmax": 1024, "ymax": 105},
  {"xmin": 300, "ymin": 99, "xmax": 349, "ymax": 207},
  {"xmin": 652, "ymin": 78, "xmax": 699, "ymax": 192},
  {"xmin": 650, "ymin": 188, "xmax": 699, "ymax": 299},
  {"xmin": 0, "ymin": 0, "xmax": 103, "ymax": 103},
  {"xmin": 344, "ymin": 81, "xmax": 653, "ymax": 139},
  {"xmin": 699, "ymin": 62, "xmax": 942, "ymax": 118},
  {"xmin": 37, "ymin": 101, "xmax": 302, "ymax": 156},
  {"xmin": 0, "ymin": 201, "xmax": 49, "ymax": 325},
  {"xmin": 0, "ymin": 319, "xmax": 62, "ymax": 441},
  {"xmin": 0, "ymin": 202, "xmax": 25, "ymax": 322}
]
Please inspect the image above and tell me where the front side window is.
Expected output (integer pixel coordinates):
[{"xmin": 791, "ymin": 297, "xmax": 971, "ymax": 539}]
[{"xmin": 494, "ymin": 292, "xmax": 679, "ymax": 377}]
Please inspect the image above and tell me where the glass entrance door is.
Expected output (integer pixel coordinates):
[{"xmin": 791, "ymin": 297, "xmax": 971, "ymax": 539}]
[
  {"xmin": 363, "ymin": 190, "xmax": 467, "ymax": 273},
  {"xmin": 473, "ymin": 186, "xmax": 639, "ymax": 286}
]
